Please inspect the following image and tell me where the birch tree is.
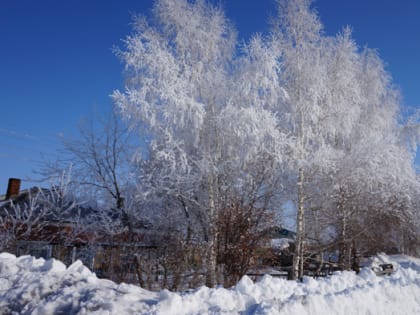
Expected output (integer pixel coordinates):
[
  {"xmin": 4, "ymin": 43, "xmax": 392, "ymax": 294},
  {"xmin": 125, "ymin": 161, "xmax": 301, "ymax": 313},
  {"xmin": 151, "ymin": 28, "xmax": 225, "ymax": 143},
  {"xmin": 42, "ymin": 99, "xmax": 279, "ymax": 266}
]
[
  {"xmin": 301, "ymin": 28, "xmax": 420, "ymax": 268},
  {"xmin": 112, "ymin": 0, "xmax": 420, "ymax": 284},
  {"xmin": 269, "ymin": 0, "xmax": 420, "ymax": 277},
  {"xmin": 270, "ymin": 0, "xmax": 328, "ymax": 279},
  {"xmin": 112, "ymin": 0, "xmax": 282, "ymax": 287}
]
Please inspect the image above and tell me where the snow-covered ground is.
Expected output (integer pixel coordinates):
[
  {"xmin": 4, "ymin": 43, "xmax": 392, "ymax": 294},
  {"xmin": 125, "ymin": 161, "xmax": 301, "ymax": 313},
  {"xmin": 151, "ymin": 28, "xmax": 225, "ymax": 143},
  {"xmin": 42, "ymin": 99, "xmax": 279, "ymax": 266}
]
[{"xmin": 1, "ymin": 252, "xmax": 420, "ymax": 314}]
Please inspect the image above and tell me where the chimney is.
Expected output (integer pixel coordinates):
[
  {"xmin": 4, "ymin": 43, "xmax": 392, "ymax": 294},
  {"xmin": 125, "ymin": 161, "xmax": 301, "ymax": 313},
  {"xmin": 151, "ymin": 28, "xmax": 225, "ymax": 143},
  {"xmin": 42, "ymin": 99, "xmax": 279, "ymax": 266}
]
[{"xmin": 6, "ymin": 178, "xmax": 21, "ymax": 199}]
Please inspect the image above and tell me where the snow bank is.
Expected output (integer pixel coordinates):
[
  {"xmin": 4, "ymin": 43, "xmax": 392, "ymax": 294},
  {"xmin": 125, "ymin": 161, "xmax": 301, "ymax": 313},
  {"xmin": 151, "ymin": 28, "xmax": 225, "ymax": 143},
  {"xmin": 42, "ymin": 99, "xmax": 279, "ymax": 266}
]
[{"xmin": 1, "ymin": 252, "xmax": 420, "ymax": 314}]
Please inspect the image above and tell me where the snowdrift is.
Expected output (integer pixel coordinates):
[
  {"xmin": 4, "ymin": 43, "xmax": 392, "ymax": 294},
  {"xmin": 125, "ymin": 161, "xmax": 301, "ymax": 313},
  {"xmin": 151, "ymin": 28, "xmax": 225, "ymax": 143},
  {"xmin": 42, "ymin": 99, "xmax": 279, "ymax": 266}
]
[{"xmin": 1, "ymin": 253, "xmax": 420, "ymax": 314}]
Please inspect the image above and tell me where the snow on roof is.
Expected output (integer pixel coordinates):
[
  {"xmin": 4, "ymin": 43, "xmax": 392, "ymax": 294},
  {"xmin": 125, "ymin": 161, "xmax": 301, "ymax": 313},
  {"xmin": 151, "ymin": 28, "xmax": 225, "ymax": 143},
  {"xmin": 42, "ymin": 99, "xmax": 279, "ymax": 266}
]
[
  {"xmin": 1, "ymin": 252, "xmax": 420, "ymax": 314},
  {"xmin": 270, "ymin": 237, "xmax": 292, "ymax": 250}
]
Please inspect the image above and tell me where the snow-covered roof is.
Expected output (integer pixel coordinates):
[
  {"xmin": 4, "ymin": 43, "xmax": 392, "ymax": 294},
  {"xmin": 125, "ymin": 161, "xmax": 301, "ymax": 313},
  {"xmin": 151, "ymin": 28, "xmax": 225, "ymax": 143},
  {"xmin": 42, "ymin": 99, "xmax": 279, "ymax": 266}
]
[{"xmin": 270, "ymin": 238, "xmax": 292, "ymax": 250}]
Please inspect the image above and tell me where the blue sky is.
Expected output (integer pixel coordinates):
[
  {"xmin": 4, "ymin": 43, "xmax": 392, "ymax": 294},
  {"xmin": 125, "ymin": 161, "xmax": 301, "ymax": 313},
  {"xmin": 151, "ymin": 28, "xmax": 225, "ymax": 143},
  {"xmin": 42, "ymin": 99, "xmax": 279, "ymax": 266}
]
[{"xmin": 0, "ymin": 0, "xmax": 419, "ymax": 194}]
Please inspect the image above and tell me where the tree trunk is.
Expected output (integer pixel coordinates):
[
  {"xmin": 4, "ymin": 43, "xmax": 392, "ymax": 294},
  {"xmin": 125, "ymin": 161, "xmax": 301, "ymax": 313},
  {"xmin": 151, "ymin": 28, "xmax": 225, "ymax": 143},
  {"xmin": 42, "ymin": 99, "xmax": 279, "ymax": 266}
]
[
  {"xmin": 205, "ymin": 238, "xmax": 217, "ymax": 287},
  {"xmin": 293, "ymin": 166, "xmax": 305, "ymax": 280},
  {"xmin": 337, "ymin": 186, "xmax": 349, "ymax": 270},
  {"xmin": 205, "ymin": 174, "xmax": 218, "ymax": 287},
  {"xmin": 134, "ymin": 255, "xmax": 145, "ymax": 288}
]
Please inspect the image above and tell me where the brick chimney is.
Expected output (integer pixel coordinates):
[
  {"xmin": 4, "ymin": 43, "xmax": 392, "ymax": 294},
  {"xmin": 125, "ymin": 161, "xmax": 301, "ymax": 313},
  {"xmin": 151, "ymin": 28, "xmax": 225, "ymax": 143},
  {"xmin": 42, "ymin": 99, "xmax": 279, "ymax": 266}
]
[{"xmin": 6, "ymin": 178, "xmax": 21, "ymax": 199}]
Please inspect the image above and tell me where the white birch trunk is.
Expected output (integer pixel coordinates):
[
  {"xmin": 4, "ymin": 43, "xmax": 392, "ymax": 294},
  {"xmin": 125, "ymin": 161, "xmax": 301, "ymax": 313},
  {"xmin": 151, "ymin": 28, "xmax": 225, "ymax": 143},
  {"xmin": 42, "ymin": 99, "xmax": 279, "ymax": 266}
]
[
  {"xmin": 205, "ymin": 177, "xmax": 218, "ymax": 287},
  {"xmin": 293, "ymin": 166, "xmax": 305, "ymax": 280}
]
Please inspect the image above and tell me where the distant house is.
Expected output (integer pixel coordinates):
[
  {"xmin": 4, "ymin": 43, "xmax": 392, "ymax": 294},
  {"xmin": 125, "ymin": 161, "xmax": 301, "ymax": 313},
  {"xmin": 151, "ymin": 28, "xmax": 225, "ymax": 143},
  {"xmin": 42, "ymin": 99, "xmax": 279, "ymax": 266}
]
[
  {"xmin": 265, "ymin": 226, "xmax": 296, "ymax": 247},
  {"xmin": 260, "ymin": 226, "xmax": 296, "ymax": 268},
  {"xmin": 0, "ymin": 178, "xmax": 100, "ymax": 267},
  {"xmin": 0, "ymin": 178, "xmax": 154, "ymax": 280}
]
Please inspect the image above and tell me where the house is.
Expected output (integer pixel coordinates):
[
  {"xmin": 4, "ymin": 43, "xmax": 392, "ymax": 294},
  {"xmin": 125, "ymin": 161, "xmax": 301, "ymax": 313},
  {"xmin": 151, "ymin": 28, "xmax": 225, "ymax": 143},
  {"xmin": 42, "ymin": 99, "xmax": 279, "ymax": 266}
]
[
  {"xmin": 0, "ymin": 178, "xmax": 160, "ymax": 283},
  {"xmin": 260, "ymin": 226, "xmax": 296, "ymax": 266},
  {"xmin": 257, "ymin": 226, "xmax": 342, "ymax": 278},
  {"xmin": 0, "ymin": 178, "xmax": 98, "ymax": 267}
]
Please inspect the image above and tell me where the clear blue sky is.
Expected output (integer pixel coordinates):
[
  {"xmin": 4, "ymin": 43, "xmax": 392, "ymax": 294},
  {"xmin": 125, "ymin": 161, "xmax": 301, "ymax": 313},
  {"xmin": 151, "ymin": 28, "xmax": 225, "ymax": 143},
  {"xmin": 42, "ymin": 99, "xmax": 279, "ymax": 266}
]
[{"xmin": 0, "ymin": 0, "xmax": 419, "ymax": 194}]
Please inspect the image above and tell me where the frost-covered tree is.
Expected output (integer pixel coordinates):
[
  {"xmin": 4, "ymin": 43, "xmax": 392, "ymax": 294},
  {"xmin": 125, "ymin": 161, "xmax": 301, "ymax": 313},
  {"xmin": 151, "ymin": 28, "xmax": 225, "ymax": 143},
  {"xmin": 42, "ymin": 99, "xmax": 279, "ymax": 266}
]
[
  {"xmin": 268, "ymin": 0, "xmax": 420, "ymax": 277},
  {"xmin": 111, "ymin": 0, "xmax": 419, "ymax": 285},
  {"xmin": 269, "ymin": 0, "xmax": 331, "ymax": 279},
  {"xmin": 297, "ymin": 28, "xmax": 420, "ymax": 269},
  {"xmin": 326, "ymin": 45, "xmax": 418, "ymax": 267},
  {"xmin": 112, "ymin": 0, "xmax": 282, "ymax": 287}
]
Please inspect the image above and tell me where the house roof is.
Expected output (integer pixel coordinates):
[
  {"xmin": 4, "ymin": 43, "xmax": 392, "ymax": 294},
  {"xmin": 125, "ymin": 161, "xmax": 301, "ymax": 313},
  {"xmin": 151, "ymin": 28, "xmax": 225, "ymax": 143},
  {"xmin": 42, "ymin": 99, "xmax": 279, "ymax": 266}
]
[
  {"xmin": 0, "ymin": 186, "xmax": 96, "ymax": 224},
  {"xmin": 264, "ymin": 226, "xmax": 296, "ymax": 240},
  {"xmin": 0, "ymin": 186, "xmax": 152, "ymax": 231}
]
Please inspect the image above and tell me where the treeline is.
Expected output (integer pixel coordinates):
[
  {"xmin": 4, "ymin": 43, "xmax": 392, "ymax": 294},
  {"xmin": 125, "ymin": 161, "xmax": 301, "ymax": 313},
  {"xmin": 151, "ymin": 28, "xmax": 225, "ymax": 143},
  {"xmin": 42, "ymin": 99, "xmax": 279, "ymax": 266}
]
[{"xmin": 111, "ymin": 0, "xmax": 420, "ymax": 283}]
